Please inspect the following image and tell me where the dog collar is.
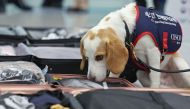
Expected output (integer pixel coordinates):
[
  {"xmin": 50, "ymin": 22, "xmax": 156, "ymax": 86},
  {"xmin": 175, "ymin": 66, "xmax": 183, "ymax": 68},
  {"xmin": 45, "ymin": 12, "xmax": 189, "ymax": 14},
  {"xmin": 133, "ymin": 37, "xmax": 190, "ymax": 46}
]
[{"xmin": 123, "ymin": 21, "xmax": 132, "ymax": 48}]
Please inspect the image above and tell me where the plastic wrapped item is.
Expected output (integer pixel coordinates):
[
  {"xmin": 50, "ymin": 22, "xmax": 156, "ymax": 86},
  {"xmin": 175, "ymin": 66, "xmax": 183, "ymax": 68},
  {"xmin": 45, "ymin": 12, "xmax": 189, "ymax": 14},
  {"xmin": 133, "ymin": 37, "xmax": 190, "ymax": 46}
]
[
  {"xmin": 27, "ymin": 28, "xmax": 68, "ymax": 40},
  {"xmin": 57, "ymin": 79, "xmax": 104, "ymax": 88},
  {"xmin": 25, "ymin": 27, "xmax": 89, "ymax": 47},
  {"xmin": 0, "ymin": 61, "xmax": 45, "ymax": 84},
  {"xmin": 0, "ymin": 93, "xmax": 35, "ymax": 109}
]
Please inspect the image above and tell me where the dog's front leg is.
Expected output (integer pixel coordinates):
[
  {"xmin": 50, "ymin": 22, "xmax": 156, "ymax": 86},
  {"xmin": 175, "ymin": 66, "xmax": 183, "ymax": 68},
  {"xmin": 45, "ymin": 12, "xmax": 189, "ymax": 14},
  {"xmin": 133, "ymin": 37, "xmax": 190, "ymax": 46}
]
[
  {"xmin": 109, "ymin": 72, "xmax": 120, "ymax": 78},
  {"xmin": 168, "ymin": 52, "xmax": 190, "ymax": 88},
  {"xmin": 147, "ymin": 47, "xmax": 161, "ymax": 88},
  {"xmin": 135, "ymin": 50, "xmax": 151, "ymax": 87}
]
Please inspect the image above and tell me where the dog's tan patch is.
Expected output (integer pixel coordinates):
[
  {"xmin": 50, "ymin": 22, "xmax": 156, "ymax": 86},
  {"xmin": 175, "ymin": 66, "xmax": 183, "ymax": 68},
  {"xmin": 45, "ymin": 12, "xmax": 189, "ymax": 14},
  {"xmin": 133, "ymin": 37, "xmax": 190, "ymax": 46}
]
[
  {"xmin": 97, "ymin": 27, "xmax": 118, "ymax": 40},
  {"xmin": 95, "ymin": 41, "xmax": 106, "ymax": 56},
  {"xmin": 105, "ymin": 17, "xmax": 110, "ymax": 21},
  {"xmin": 87, "ymin": 31, "xmax": 95, "ymax": 40},
  {"xmin": 107, "ymin": 27, "xmax": 118, "ymax": 36}
]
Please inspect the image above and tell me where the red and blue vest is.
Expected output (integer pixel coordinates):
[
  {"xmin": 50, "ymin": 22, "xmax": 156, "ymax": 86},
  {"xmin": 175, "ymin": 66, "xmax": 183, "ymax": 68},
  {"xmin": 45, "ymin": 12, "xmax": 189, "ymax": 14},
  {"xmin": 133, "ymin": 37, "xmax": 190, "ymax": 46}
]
[{"xmin": 132, "ymin": 6, "xmax": 182, "ymax": 54}]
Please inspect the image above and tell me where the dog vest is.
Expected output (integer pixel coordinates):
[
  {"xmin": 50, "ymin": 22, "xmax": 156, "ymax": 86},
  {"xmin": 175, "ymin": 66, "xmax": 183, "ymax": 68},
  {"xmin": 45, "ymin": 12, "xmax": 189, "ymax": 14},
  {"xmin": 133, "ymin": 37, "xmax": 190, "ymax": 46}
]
[
  {"xmin": 132, "ymin": 6, "xmax": 182, "ymax": 54},
  {"xmin": 121, "ymin": 6, "xmax": 183, "ymax": 82}
]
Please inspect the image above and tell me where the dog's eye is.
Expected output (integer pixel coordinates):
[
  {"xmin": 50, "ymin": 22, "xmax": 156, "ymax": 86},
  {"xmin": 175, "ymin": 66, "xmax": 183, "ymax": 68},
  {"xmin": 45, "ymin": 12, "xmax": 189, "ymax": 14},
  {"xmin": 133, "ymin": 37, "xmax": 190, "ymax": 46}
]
[
  {"xmin": 85, "ymin": 57, "xmax": 88, "ymax": 60},
  {"xmin": 95, "ymin": 55, "xmax": 104, "ymax": 61}
]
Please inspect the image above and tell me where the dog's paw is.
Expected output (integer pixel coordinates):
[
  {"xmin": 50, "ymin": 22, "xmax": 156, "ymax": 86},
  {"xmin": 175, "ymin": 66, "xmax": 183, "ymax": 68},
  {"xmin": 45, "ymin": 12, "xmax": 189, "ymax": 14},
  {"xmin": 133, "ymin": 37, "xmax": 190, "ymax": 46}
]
[
  {"xmin": 109, "ymin": 72, "xmax": 120, "ymax": 78},
  {"xmin": 160, "ymin": 81, "xmax": 177, "ymax": 88},
  {"xmin": 150, "ymin": 83, "xmax": 160, "ymax": 88}
]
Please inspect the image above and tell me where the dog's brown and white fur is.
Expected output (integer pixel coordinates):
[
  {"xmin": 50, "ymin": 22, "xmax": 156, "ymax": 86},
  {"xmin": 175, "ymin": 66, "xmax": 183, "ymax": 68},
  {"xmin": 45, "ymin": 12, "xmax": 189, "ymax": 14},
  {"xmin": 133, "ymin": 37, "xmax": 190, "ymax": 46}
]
[{"xmin": 80, "ymin": 3, "xmax": 190, "ymax": 88}]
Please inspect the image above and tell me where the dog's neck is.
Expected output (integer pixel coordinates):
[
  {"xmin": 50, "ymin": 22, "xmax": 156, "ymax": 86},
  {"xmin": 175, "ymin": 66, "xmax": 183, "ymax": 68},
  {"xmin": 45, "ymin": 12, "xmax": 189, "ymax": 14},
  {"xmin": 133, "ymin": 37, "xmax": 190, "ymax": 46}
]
[{"xmin": 118, "ymin": 3, "xmax": 137, "ymax": 42}]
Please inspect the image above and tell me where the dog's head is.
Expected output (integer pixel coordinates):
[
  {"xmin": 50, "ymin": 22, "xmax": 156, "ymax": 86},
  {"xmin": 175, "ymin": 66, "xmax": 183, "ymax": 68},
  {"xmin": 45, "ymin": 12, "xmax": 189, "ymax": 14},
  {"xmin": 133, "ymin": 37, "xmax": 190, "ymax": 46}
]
[{"xmin": 80, "ymin": 27, "xmax": 129, "ymax": 81}]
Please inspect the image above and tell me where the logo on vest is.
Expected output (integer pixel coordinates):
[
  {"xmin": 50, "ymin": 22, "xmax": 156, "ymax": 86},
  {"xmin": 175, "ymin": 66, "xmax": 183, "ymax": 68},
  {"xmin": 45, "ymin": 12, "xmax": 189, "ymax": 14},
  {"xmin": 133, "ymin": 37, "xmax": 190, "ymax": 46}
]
[
  {"xmin": 145, "ymin": 11, "xmax": 177, "ymax": 26},
  {"xmin": 170, "ymin": 34, "xmax": 182, "ymax": 44}
]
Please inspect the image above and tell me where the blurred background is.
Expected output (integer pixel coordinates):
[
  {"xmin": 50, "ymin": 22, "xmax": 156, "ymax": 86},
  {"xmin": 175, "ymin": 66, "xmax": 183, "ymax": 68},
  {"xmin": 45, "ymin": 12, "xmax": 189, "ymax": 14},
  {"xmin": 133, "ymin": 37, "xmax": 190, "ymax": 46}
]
[
  {"xmin": 0, "ymin": 0, "xmax": 129, "ymax": 27},
  {"xmin": 0, "ymin": 0, "xmax": 189, "ymax": 63}
]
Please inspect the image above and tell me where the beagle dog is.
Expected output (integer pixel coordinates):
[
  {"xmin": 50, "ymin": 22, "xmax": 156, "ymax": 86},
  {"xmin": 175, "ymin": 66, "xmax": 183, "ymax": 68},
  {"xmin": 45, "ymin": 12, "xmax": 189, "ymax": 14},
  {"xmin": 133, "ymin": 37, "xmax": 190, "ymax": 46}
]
[{"xmin": 80, "ymin": 3, "xmax": 190, "ymax": 88}]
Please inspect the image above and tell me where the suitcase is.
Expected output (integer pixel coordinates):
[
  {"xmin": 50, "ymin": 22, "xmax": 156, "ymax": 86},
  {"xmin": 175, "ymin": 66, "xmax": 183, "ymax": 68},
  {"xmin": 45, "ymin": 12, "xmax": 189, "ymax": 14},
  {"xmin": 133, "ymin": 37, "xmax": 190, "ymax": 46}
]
[
  {"xmin": 0, "ymin": 25, "xmax": 86, "ymax": 74},
  {"xmin": 75, "ymin": 89, "xmax": 190, "ymax": 109},
  {"xmin": 0, "ymin": 25, "xmax": 86, "ymax": 47},
  {"xmin": 0, "ymin": 55, "xmax": 85, "ymax": 75},
  {"xmin": 25, "ymin": 27, "xmax": 87, "ymax": 47}
]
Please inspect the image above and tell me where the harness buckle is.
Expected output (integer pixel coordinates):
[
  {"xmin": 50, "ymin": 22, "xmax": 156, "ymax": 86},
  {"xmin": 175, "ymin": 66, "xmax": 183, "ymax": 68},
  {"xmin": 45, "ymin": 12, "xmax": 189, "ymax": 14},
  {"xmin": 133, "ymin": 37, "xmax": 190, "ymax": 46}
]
[{"xmin": 161, "ymin": 49, "xmax": 168, "ymax": 61}]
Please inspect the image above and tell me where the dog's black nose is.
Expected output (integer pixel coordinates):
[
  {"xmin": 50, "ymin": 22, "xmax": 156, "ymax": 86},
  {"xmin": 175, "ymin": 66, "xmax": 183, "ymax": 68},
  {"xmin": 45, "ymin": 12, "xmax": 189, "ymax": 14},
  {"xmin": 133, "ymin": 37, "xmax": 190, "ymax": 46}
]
[
  {"xmin": 87, "ymin": 73, "xmax": 96, "ymax": 81},
  {"xmin": 89, "ymin": 76, "xmax": 96, "ymax": 81},
  {"xmin": 106, "ymin": 70, "xmax": 110, "ymax": 77}
]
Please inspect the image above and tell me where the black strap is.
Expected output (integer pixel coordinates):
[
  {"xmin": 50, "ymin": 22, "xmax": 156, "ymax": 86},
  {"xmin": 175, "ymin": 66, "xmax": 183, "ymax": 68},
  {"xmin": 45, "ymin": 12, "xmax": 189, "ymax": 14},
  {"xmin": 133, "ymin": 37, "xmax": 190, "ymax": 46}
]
[
  {"xmin": 123, "ymin": 21, "xmax": 150, "ymax": 72},
  {"xmin": 123, "ymin": 21, "xmax": 132, "ymax": 47}
]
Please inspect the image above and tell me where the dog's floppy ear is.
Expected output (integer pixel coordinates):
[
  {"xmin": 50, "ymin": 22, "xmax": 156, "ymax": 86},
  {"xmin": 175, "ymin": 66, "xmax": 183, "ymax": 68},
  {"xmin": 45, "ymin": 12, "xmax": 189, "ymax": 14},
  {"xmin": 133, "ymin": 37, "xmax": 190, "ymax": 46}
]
[
  {"xmin": 80, "ymin": 35, "xmax": 86, "ymax": 70},
  {"xmin": 80, "ymin": 31, "xmax": 95, "ymax": 70},
  {"xmin": 103, "ymin": 28, "xmax": 129, "ymax": 74}
]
